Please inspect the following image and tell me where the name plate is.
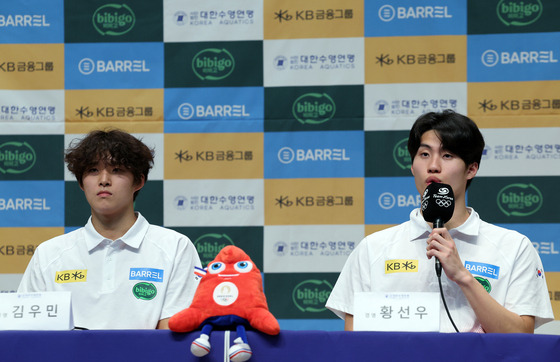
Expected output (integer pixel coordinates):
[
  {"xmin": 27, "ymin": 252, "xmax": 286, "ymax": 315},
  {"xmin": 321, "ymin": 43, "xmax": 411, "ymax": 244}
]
[
  {"xmin": 0, "ymin": 292, "xmax": 73, "ymax": 330},
  {"xmin": 354, "ymin": 292, "xmax": 440, "ymax": 332}
]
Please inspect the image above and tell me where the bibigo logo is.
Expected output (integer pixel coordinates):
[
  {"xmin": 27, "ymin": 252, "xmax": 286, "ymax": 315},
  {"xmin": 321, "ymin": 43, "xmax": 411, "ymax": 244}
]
[
  {"xmin": 192, "ymin": 48, "xmax": 235, "ymax": 81},
  {"xmin": 292, "ymin": 279, "xmax": 332, "ymax": 313},
  {"xmin": 292, "ymin": 93, "xmax": 336, "ymax": 125},
  {"xmin": 0, "ymin": 141, "xmax": 36, "ymax": 175},
  {"xmin": 497, "ymin": 0, "xmax": 543, "ymax": 27},
  {"xmin": 132, "ymin": 282, "xmax": 157, "ymax": 300},
  {"xmin": 497, "ymin": 183, "xmax": 543, "ymax": 217},
  {"xmin": 392, "ymin": 138, "xmax": 411, "ymax": 170},
  {"xmin": 93, "ymin": 4, "xmax": 136, "ymax": 36}
]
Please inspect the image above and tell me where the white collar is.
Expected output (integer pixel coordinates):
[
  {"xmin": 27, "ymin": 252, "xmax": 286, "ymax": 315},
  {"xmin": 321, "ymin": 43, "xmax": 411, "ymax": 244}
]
[
  {"xmin": 409, "ymin": 207, "xmax": 480, "ymax": 242},
  {"xmin": 84, "ymin": 212, "xmax": 149, "ymax": 251}
]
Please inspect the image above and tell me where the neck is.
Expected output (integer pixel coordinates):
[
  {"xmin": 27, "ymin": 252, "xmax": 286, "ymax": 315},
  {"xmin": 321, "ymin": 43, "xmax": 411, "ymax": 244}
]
[
  {"xmin": 91, "ymin": 210, "xmax": 137, "ymax": 241},
  {"xmin": 444, "ymin": 207, "xmax": 470, "ymax": 230},
  {"xmin": 444, "ymin": 194, "xmax": 470, "ymax": 229}
]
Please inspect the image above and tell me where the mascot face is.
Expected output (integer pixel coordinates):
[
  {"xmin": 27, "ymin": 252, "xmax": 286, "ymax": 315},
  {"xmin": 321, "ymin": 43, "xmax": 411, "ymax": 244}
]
[
  {"xmin": 208, "ymin": 259, "xmax": 254, "ymax": 279},
  {"xmin": 204, "ymin": 246, "xmax": 262, "ymax": 307}
]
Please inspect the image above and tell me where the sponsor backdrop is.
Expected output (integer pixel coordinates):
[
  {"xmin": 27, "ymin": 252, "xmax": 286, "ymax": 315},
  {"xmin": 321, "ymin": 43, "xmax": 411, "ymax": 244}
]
[{"xmin": 1, "ymin": 0, "xmax": 559, "ymax": 330}]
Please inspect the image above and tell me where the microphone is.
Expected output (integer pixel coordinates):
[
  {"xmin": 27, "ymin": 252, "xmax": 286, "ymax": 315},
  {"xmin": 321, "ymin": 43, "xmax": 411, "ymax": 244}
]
[{"xmin": 421, "ymin": 182, "xmax": 455, "ymax": 277}]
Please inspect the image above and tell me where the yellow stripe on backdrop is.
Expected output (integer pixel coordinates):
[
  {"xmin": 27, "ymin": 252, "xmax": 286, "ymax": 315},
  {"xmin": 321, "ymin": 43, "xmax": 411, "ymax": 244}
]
[
  {"xmin": 0, "ymin": 44, "xmax": 64, "ymax": 90},
  {"xmin": 65, "ymin": 89, "xmax": 165, "ymax": 134},
  {"xmin": 0, "ymin": 227, "xmax": 64, "ymax": 274}
]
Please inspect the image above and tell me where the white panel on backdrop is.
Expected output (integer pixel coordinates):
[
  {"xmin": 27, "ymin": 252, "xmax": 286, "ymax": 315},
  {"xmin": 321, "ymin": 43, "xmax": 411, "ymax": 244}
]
[
  {"xmin": 164, "ymin": 179, "xmax": 264, "ymax": 226},
  {"xmin": 264, "ymin": 225, "xmax": 364, "ymax": 273},
  {"xmin": 163, "ymin": 0, "xmax": 264, "ymax": 42},
  {"xmin": 0, "ymin": 90, "xmax": 64, "ymax": 135},
  {"xmin": 0, "ymin": 274, "xmax": 23, "ymax": 293},
  {"xmin": 263, "ymin": 38, "xmax": 365, "ymax": 87},
  {"xmin": 364, "ymin": 83, "xmax": 467, "ymax": 131},
  {"xmin": 479, "ymin": 128, "xmax": 560, "ymax": 177}
]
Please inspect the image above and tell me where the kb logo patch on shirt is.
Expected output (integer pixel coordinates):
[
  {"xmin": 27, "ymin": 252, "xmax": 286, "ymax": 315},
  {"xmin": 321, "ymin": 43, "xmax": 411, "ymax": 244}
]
[
  {"xmin": 385, "ymin": 259, "xmax": 418, "ymax": 274},
  {"xmin": 465, "ymin": 261, "xmax": 500, "ymax": 280},
  {"xmin": 129, "ymin": 268, "xmax": 164, "ymax": 283},
  {"xmin": 55, "ymin": 269, "xmax": 87, "ymax": 283}
]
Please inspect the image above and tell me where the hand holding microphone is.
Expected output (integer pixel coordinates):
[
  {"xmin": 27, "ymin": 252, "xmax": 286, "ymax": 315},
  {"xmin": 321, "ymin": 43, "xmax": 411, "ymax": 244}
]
[
  {"xmin": 422, "ymin": 182, "xmax": 461, "ymax": 332},
  {"xmin": 421, "ymin": 182, "xmax": 455, "ymax": 277}
]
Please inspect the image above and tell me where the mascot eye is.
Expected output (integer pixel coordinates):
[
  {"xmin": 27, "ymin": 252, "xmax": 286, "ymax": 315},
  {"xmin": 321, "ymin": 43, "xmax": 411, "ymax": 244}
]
[
  {"xmin": 208, "ymin": 262, "xmax": 225, "ymax": 274},
  {"xmin": 234, "ymin": 261, "xmax": 253, "ymax": 273}
]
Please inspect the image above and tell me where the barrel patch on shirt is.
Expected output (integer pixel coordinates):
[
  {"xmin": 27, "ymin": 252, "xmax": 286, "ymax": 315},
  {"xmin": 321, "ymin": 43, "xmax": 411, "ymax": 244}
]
[
  {"xmin": 132, "ymin": 282, "xmax": 157, "ymax": 300},
  {"xmin": 465, "ymin": 261, "xmax": 500, "ymax": 280},
  {"xmin": 129, "ymin": 268, "xmax": 164, "ymax": 282},
  {"xmin": 55, "ymin": 269, "xmax": 87, "ymax": 283},
  {"xmin": 385, "ymin": 259, "xmax": 418, "ymax": 274}
]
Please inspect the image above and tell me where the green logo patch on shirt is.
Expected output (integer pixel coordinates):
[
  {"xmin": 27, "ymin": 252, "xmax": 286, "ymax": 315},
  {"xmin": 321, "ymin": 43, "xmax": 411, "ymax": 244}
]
[{"xmin": 132, "ymin": 282, "xmax": 157, "ymax": 300}]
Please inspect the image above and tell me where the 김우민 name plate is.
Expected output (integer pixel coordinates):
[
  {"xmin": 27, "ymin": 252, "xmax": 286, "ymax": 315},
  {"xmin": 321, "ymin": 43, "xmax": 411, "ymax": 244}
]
[
  {"xmin": 353, "ymin": 292, "xmax": 440, "ymax": 332},
  {"xmin": 0, "ymin": 292, "xmax": 73, "ymax": 330}
]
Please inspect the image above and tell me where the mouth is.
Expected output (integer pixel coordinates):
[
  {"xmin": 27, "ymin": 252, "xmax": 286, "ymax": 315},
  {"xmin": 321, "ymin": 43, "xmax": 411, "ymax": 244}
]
[
  {"xmin": 97, "ymin": 191, "xmax": 112, "ymax": 197},
  {"xmin": 426, "ymin": 177, "xmax": 441, "ymax": 185},
  {"xmin": 218, "ymin": 273, "xmax": 239, "ymax": 278}
]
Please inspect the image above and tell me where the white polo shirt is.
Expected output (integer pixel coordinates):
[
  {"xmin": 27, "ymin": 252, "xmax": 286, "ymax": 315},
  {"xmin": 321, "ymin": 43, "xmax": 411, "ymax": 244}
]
[
  {"xmin": 18, "ymin": 213, "xmax": 201, "ymax": 329},
  {"xmin": 326, "ymin": 208, "xmax": 554, "ymax": 332}
]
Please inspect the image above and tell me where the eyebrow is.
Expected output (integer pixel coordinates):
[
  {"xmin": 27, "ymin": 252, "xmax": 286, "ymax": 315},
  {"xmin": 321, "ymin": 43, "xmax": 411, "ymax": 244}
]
[
  {"xmin": 418, "ymin": 143, "xmax": 451, "ymax": 154},
  {"xmin": 418, "ymin": 143, "xmax": 434, "ymax": 150}
]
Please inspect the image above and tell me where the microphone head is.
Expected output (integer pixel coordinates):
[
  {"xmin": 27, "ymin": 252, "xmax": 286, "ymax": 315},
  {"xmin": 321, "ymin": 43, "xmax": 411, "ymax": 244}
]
[{"xmin": 421, "ymin": 182, "xmax": 455, "ymax": 225}]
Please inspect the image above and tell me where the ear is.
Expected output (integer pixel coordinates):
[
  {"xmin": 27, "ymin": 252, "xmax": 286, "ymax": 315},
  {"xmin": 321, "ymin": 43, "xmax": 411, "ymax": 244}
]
[
  {"xmin": 466, "ymin": 162, "xmax": 478, "ymax": 181},
  {"xmin": 134, "ymin": 175, "xmax": 146, "ymax": 193}
]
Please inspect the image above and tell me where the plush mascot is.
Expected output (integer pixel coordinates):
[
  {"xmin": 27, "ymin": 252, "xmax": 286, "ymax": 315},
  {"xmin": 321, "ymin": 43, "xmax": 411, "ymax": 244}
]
[{"xmin": 169, "ymin": 246, "xmax": 280, "ymax": 362}]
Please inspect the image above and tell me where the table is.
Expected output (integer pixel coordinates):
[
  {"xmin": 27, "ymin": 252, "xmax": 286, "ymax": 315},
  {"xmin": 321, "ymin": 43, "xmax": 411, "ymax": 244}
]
[{"xmin": 2, "ymin": 329, "xmax": 560, "ymax": 361}]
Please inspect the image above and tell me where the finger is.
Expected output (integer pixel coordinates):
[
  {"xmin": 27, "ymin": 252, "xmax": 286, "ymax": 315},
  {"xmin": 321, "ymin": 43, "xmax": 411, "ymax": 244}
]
[
  {"xmin": 426, "ymin": 248, "xmax": 441, "ymax": 261},
  {"xmin": 427, "ymin": 239, "xmax": 442, "ymax": 253}
]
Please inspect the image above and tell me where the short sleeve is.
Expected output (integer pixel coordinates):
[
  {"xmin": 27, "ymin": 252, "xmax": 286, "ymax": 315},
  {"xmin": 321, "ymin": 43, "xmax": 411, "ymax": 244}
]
[
  {"xmin": 326, "ymin": 237, "xmax": 372, "ymax": 319},
  {"xmin": 159, "ymin": 235, "xmax": 202, "ymax": 320},
  {"xmin": 504, "ymin": 236, "xmax": 554, "ymax": 328},
  {"xmin": 17, "ymin": 247, "xmax": 47, "ymax": 293}
]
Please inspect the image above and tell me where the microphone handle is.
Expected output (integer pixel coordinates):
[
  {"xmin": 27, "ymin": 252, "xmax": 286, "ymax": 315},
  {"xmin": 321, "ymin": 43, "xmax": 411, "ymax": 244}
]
[{"xmin": 433, "ymin": 218, "xmax": 443, "ymax": 277}]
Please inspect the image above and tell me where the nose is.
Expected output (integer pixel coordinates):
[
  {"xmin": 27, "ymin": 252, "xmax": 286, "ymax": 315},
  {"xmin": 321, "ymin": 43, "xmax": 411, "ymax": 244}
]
[
  {"xmin": 428, "ymin": 157, "xmax": 441, "ymax": 173},
  {"xmin": 98, "ymin": 169, "xmax": 111, "ymax": 187}
]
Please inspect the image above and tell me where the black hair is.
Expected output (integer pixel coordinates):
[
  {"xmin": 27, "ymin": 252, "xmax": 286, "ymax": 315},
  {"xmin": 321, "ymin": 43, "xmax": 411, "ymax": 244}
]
[
  {"xmin": 407, "ymin": 110, "xmax": 485, "ymax": 189},
  {"xmin": 65, "ymin": 129, "xmax": 154, "ymax": 200}
]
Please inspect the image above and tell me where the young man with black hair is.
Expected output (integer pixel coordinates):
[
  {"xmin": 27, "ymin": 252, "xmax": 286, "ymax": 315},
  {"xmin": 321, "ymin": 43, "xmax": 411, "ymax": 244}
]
[
  {"xmin": 326, "ymin": 110, "xmax": 553, "ymax": 333},
  {"xmin": 18, "ymin": 129, "xmax": 201, "ymax": 329}
]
